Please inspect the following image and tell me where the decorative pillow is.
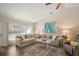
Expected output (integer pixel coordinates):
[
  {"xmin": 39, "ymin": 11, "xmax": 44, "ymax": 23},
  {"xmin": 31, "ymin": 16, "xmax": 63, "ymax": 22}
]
[
  {"xmin": 27, "ymin": 35, "xmax": 31, "ymax": 38},
  {"xmin": 64, "ymin": 40, "xmax": 70, "ymax": 45},
  {"xmin": 24, "ymin": 35, "xmax": 27, "ymax": 39},
  {"xmin": 16, "ymin": 35, "xmax": 20, "ymax": 38},
  {"xmin": 20, "ymin": 35, "xmax": 24, "ymax": 40},
  {"xmin": 52, "ymin": 35, "xmax": 57, "ymax": 41},
  {"xmin": 21, "ymin": 35, "xmax": 25, "ymax": 39},
  {"xmin": 49, "ymin": 35, "xmax": 52, "ymax": 39},
  {"xmin": 39, "ymin": 35, "xmax": 41, "ymax": 38},
  {"xmin": 55, "ymin": 37, "xmax": 61, "ymax": 47}
]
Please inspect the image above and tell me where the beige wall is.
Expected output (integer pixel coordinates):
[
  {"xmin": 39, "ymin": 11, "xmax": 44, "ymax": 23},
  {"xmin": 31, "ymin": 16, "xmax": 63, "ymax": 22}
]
[
  {"xmin": 0, "ymin": 21, "xmax": 3, "ymax": 46},
  {"xmin": 69, "ymin": 25, "xmax": 79, "ymax": 38},
  {"xmin": 2, "ymin": 20, "xmax": 9, "ymax": 46},
  {"xmin": 0, "ymin": 17, "xmax": 9, "ymax": 46},
  {"xmin": 35, "ymin": 7, "xmax": 79, "ymax": 39}
]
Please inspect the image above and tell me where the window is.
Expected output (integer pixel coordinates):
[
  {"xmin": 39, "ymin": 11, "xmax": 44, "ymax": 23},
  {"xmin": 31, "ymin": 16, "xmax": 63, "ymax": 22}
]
[{"xmin": 9, "ymin": 24, "xmax": 33, "ymax": 34}]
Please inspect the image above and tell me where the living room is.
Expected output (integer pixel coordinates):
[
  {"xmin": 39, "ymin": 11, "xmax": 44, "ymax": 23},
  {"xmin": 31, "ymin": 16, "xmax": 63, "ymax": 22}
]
[{"xmin": 0, "ymin": 3, "xmax": 79, "ymax": 56}]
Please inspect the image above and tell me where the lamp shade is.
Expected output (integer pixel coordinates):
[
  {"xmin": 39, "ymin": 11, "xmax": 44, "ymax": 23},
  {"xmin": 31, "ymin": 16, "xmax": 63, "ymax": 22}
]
[{"xmin": 63, "ymin": 29, "xmax": 69, "ymax": 35}]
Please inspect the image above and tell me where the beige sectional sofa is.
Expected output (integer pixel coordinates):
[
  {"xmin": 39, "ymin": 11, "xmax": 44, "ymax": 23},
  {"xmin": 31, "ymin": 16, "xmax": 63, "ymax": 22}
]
[
  {"xmin": 15, "ymin": 34, "xmax": 61, "ymax": 48},
  {"xmin": 16, "ymin": 34, "xmax": 36, "ymax": 48},
  {"xmin": 63, "ymin": 41, "xmax": 79, "ymax": 56}
]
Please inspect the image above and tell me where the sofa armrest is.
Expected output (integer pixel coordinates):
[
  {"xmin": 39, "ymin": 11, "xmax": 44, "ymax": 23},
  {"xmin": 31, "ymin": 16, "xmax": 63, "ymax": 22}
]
[{"xmin": 63, "ymin": 44, "xmax": 73, "ymax": 55}]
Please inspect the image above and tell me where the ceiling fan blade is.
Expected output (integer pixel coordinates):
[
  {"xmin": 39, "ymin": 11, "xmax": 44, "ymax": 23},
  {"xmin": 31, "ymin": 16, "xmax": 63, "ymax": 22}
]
[
  {"xmin": 56, "ymin": 3, "xmax": 61, "ymax": 9},
  {"xmin": 45, "ymin": 3, "xmax": 52, "ymax": 6}
]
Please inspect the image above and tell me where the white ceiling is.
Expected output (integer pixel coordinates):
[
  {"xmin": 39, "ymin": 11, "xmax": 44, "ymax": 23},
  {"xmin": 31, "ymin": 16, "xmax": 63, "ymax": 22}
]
[
  {"xmin": 64, "ymin": 3, "xmax": 79, "ymax": 8},
  {"xmin": 0, "ymin": 3, "xmax": 56, "ymax": 23},
  {"xmin": 0, "ymin": 3, "xmax": 79, "ymax": 23}
]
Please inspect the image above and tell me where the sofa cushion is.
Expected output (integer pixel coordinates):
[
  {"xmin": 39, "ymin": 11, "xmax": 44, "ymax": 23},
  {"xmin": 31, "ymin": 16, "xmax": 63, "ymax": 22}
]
[{"xmin": 70, "ymin": 41, "xmax": 79, "ymax": 46}]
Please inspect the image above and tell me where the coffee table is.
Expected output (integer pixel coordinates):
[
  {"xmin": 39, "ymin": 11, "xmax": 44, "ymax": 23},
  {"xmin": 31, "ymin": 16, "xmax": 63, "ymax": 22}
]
[{"xmin": 36, "ymin": 38, "xmax": 52, "ymax": 49}]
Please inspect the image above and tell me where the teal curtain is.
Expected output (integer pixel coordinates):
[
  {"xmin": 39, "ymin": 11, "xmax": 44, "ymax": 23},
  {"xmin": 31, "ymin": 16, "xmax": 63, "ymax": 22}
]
[{"xmin": 44, "ymin": 21, "xmax": 56, "ymax": 33}]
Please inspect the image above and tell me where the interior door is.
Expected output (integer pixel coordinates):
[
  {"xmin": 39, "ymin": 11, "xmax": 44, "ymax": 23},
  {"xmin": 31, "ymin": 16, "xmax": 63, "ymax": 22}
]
[{"xmin": 0, "ymin": 22, "xmax": 3, "ymax": 46}]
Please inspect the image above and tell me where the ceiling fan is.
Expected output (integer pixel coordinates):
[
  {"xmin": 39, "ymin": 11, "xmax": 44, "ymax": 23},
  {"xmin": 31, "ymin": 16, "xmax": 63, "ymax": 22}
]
[
  {"xmin": 45, "ymin": 3, "xmax": 61, "ymax": 10},
  {"xmin": 45, "ymin": 3, "xmax": 61, "ymax": 15}
]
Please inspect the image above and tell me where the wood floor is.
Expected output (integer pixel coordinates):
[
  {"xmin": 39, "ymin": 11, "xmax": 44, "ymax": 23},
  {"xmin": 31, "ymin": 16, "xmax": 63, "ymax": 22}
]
[{"xmin": 0, "ymin": 42, "xmax": 69, "ymax": 56}]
